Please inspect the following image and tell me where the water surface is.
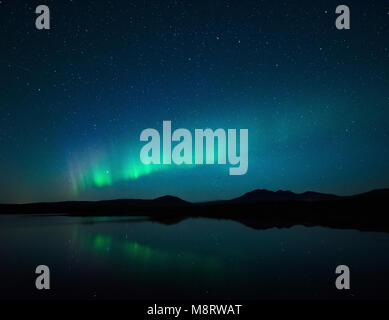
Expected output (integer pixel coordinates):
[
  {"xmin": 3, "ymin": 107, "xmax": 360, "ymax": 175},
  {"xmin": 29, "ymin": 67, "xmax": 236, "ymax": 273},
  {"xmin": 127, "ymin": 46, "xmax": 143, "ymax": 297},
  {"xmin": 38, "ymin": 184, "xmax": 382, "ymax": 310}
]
[{"xmin": 1, "ymin": 215, "xmax": 388, "ymax": 299}]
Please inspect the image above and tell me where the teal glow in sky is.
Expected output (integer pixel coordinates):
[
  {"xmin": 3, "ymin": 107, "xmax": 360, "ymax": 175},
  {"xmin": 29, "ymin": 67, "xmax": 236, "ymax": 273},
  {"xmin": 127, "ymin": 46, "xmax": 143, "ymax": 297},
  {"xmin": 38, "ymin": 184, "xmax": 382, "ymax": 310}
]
[{"xmin": 1, "ymin": 0, "xmax": 389, "ymax": 203}]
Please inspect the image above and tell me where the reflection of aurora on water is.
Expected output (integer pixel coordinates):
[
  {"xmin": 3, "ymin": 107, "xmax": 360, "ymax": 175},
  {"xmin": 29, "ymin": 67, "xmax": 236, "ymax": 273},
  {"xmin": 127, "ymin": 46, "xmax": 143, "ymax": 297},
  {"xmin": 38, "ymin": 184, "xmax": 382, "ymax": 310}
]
[{"xmin": 76, "ymin": 232, "xmax": 221, "ymax": 273}]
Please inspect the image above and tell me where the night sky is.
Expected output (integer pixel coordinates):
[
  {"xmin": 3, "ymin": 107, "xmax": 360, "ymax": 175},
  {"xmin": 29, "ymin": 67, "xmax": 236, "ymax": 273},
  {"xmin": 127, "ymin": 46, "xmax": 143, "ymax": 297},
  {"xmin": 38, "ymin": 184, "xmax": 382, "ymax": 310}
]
[{"xmin": 1, "ymin": 0, "xmax": 389, "ymax": 203}]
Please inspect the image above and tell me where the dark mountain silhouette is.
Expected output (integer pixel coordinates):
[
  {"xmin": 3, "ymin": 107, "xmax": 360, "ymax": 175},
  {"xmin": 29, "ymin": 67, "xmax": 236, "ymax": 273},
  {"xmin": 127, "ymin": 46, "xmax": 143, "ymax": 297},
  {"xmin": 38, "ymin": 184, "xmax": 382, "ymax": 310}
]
[
  {"xmin": 153, "ymin": 195, "xmax": 189, "ymax": 205},
  {"xmin": 1, "ymin": 188, "xmax": 389, "ymax": 233},
  {"xmin": 229, "ymin": 189, "xmax": 339, "ymax": 203},
  {"xmin": 348, "ymin": 188, "xmax": 389, "ymax": 200},
  {"xmin": 0, "ymin": 188, "xmax": 387, "ymax": 210}
]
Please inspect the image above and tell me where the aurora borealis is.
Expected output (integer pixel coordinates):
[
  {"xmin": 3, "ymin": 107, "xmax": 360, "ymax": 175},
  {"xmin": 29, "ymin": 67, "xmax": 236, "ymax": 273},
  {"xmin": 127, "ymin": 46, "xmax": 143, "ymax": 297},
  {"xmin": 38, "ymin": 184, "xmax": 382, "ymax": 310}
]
[{"xmin": 1, "ymin": 0, "xmax": 389, "ymax": 203}]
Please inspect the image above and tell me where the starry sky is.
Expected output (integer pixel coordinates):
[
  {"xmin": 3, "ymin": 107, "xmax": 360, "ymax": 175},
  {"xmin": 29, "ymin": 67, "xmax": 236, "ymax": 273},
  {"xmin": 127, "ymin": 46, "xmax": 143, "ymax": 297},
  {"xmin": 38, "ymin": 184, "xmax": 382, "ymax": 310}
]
[{"xmin": 1, "ymin": 0, "xmax": 389, "ymax": 203}]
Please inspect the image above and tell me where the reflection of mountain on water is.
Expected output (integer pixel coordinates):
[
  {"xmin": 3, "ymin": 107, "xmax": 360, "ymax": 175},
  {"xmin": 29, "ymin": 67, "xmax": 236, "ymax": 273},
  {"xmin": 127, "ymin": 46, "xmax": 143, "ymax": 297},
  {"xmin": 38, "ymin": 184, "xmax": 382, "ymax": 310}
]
[{"xmin": 1, "ymin": 188, "xmax": 389, "ymax": 233}]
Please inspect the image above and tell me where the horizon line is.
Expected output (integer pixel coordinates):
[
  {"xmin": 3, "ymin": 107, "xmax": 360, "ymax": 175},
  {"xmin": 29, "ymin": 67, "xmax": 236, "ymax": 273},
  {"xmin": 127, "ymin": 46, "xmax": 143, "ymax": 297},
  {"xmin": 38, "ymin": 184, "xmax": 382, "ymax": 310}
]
[{"xmin": 1, "ymin": 187, "xmax": 388, "ymax": 206}]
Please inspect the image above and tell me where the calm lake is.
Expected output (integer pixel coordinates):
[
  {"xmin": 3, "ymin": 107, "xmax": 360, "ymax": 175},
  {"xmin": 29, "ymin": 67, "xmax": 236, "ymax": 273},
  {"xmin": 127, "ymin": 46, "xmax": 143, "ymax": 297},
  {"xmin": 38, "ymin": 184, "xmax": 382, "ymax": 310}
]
[{"xmin": 1, "ymin": 215, "xmax": 388, "ymax": 299}]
